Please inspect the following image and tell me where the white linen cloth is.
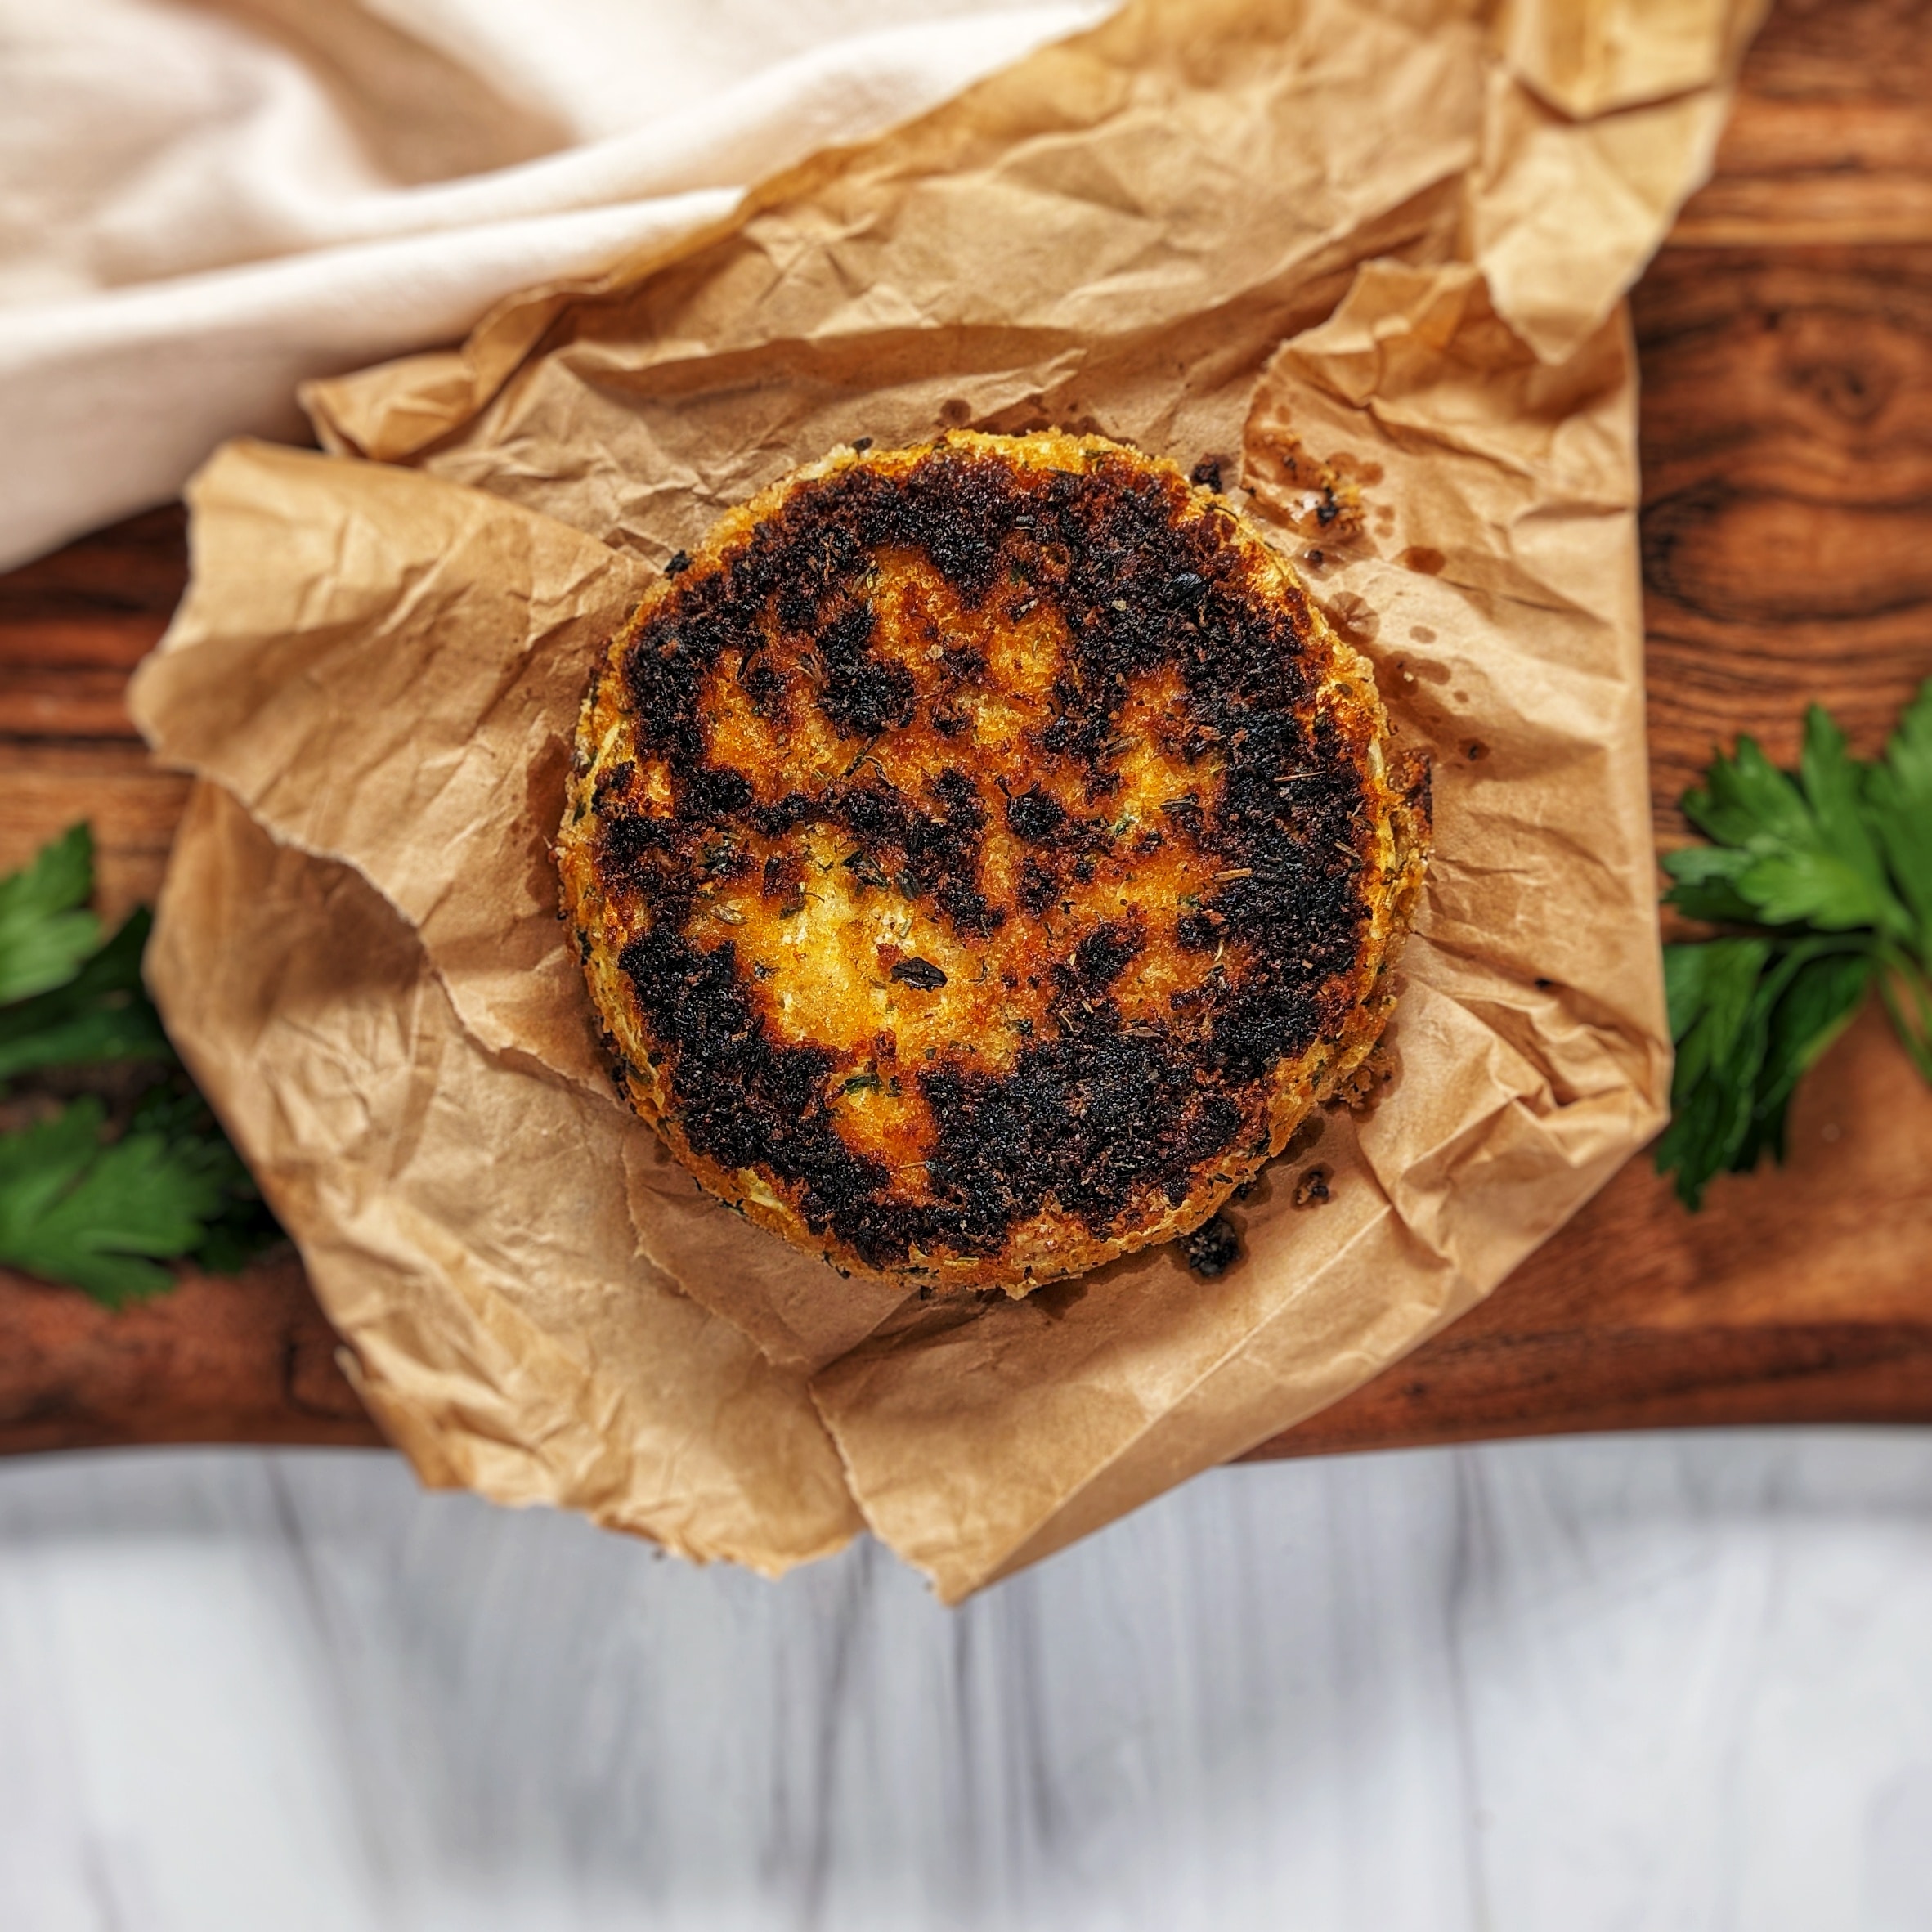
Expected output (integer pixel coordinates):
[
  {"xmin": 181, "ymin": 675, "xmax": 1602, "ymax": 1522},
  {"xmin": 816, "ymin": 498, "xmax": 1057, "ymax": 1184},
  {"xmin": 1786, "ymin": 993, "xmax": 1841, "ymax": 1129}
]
[{"xmin": 0, "ymin": 0, "xmax": 1111, "ymax": 571}]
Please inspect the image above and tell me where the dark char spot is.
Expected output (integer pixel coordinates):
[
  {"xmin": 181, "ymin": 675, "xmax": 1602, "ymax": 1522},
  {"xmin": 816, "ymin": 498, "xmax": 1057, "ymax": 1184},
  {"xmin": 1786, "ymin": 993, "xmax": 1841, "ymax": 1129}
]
[
  {"xmin": 1006, "ymin": 786, "xmax": 1067, "ymax": 845},
  {"xmin": 817, "ymin": 602, "xmax": 916, "ymax": 740},
  {"xmin": 1072, "ymin": 920, "xmax": 1141, "ymax": 989}
]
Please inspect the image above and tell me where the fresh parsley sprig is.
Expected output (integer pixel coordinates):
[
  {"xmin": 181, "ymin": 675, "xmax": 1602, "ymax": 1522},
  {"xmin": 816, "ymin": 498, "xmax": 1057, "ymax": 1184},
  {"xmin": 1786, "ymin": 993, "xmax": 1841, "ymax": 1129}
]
[
  {"xmin": 0, "ymin": 823, "xmax": 103, "ymax": 1002},
  {"xmin": 0, "ymin": 1097, "xmax": 232, "ymax": 1304},
  {"xmin": 0, "ymin": 899, "xmax": 172, "ymax": 1082},
  {"xmin": 1656, "ymin": 683, "xmax": 1932, "ymax": 1208},
  {"xmin": 0, "ymin": 824, "xmax": 280, "ymax": 1304}
]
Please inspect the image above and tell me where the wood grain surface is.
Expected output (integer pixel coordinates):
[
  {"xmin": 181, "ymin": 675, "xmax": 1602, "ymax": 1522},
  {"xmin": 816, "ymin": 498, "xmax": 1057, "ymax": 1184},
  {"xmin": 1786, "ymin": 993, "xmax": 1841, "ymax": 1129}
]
[{"xmin": 2, "ymin": 0, "xmax": 1930, "ymax": 1461}]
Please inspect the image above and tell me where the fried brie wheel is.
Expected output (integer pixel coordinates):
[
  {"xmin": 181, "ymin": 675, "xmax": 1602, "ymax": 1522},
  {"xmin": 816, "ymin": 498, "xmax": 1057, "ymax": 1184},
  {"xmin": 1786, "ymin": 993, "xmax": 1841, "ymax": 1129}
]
[{"xmin": 559, "ymin": 430, "xmax": 1429, "ymax": 1293}]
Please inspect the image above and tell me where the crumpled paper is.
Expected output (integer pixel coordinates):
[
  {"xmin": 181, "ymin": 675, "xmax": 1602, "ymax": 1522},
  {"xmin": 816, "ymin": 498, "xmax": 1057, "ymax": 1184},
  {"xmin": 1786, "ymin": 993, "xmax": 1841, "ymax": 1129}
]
[{"xmin": 131, "ymin": 0, "xmax": 1762, "ymax": 1599}]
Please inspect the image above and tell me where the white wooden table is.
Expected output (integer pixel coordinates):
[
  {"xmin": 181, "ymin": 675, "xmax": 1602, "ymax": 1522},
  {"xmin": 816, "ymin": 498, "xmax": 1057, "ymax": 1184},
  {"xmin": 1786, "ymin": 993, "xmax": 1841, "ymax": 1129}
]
[{"xmin": 6, "ymin": 1434, "xmax": 1932, "ymax": 1931}]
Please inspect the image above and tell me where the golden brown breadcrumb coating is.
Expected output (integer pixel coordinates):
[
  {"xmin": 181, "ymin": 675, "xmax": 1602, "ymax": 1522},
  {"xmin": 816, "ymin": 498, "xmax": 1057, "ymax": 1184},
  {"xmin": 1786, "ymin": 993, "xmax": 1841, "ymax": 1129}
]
[{"xmin": 558, "ymin": 430, "xmax": 1429, "ymax": 1293}]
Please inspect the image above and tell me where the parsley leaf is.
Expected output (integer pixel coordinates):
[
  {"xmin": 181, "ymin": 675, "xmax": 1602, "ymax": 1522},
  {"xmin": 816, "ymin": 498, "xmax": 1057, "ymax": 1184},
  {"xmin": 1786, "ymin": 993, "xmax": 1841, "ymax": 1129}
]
[
  {"xmin": 0, "ymin": 1097, "xmax": 226, "ymax": 1305},
  {"xmin": 1676, "ymin": 714, "xmax": 1911, "ymax": 938},
  {"xmin": 1865, "ymin": 681, "xmax": 1932, "ymax": 962},
  {"xmin": 1745, "ymin": 948, "xmax": 1875, "ymax": 1166},
  {"xmin": 0, "ymin": 905, "xmax": 173, "ymax": 1083},
  {"xmin": 0, "ymin": 823, "xmax": 283, "ymax": 1302},
  {"xmin": 1656, "ymin": 937, "xmax": 1771, "ymax": 1204},
  {"xmin": 0, "ymin": 823, "xmax": 102, "ymax": 1002},
  {"xmin": 1657, "ymin": 684, "xmax": 1932, "ymax": 1209}
]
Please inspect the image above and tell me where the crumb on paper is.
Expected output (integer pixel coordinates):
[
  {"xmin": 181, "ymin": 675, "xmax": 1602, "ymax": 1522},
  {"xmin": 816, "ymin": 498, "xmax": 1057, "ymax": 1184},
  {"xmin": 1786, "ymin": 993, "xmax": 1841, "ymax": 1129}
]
[
  {"xmin": 1182, "ymin": 1215, "xmax": 1242, "ymax": 1277},
  {"xmin": 1293, "ymin": 1166, "xmax": 1332, "ymax": 1208}
]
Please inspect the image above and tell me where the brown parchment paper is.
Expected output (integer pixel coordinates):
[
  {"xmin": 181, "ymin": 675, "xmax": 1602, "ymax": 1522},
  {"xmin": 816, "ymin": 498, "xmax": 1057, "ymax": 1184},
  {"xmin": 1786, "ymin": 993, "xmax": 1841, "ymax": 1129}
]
[{"xmin": 132, "ymin": 0, "xmax": 1763, "ymax": 1599}]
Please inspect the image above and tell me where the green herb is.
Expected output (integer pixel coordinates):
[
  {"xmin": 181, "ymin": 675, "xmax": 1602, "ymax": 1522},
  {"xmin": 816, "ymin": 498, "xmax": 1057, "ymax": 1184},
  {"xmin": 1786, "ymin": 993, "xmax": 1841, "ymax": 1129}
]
[
  {"xmin": 0, "ymin": 825, "xmax": 281, "ymax": 1302},
  {"xmin": 0, "ymin": 903, "xmax": 172, "ymax": 1082},
  {"xmin": 0, "ymin": 823, "xmax": 101, "ymax": 1002},
  {"xmin": 1656, "ymin": 685, "xmax": 1932, "ymax": 1208},
  {"xmin": 0, "ymin": 1098, "xmax": 230, "ymax": 1305}
]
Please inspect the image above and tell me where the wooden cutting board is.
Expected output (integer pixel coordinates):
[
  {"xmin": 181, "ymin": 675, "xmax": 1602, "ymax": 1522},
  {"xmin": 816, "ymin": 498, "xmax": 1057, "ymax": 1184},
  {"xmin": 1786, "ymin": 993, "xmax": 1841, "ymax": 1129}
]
[{"xmin": 3, "ymin": 0, "xmax": 1930, "ymax": 1459}]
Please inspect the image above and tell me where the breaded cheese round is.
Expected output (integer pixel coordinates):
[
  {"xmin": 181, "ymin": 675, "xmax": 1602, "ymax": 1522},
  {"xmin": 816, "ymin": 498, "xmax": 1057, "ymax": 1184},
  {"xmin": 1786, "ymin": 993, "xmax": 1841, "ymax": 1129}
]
[{"xmin": 558, "ymin": 430, "xmax": 1429, "ymax": 1293}]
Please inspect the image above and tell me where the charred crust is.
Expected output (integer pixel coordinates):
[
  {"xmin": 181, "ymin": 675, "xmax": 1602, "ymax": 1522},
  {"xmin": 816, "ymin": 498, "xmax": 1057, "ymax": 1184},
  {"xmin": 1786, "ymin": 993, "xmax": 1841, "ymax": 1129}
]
[{"xmin": 572, "ymin": 435, "xmax": 1414, "ymax": 1280}]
